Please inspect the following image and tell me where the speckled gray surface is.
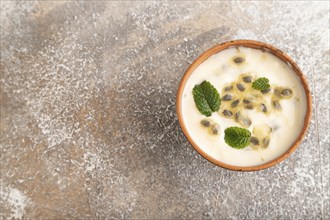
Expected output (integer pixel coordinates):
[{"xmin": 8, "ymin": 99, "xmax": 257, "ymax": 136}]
[{"xmin": 0, "ymin": 1, "xmax": 329, "ymax": 219}]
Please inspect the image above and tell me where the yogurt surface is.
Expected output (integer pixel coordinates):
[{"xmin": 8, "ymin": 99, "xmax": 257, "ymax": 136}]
[{"xmin": 181, "ymin": 46, "xmax": 307, "ymax": 166}]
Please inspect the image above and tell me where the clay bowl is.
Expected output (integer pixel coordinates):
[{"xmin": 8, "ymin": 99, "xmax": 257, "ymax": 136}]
[{"xmin": 176, "ymin": 39, "xmax": 312, "ymax": 171}]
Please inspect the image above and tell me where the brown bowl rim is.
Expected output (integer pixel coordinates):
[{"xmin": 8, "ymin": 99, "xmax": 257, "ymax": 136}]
[{"xmin": 176, "ymin": 39, "xmax": 312, "ymax": 171}]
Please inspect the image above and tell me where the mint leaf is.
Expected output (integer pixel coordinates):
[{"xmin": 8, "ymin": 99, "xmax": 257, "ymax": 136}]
[
  {"xmin": 252, "ymin": 77, "xmax": 270, "ymax": 91},
  {"xmin": 193, "ymin": 81, "xmax": 221, "ymax": 117},
  {"xmin": 224, "ymin": 127, "xmax": 251, "ymax": 149}
]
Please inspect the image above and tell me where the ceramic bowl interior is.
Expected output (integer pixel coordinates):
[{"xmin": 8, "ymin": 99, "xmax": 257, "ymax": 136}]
[{"xmin": 176, "ymin": 40, "xmax": 312, "ymax": 171}]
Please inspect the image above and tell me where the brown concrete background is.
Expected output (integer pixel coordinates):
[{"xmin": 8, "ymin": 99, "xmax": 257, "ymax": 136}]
[{"xmin": 1, "ymin": 1, "xmax": 329, "ymax": 219}]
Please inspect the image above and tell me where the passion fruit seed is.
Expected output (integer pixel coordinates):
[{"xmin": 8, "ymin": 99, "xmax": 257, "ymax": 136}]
[
  {"xmin": 201, "ymin": 119, "xmax": 211, "ymax": 127},
  {"xmin": 222, "ymin": 94, "xmax": 233, "ymax": 101},
  {"xmin": 211, "ymin": 124, "xmax": 220, "ymax": 135},
  {"xmin": 236, "ymin": 83, "xmax": 245, "ymax": 92},
  {"xmin": 235, "ymin": 111, "xmax": 241, "ymax": 121},
  {"xmin": 231, "ymin": 99, "xmax": 240, "ymax": 108},
  {"xmin": 261, "ymin": 88, "xmax": 271, "ymax": 94},
  {"xmin": 272, "ymin": 100, "xmax": 282, "ymax": 110},
  {"xmin": 263, "ymin": 138, "xmax": 270, "ymax": 148},
  {"xmin": 242, "ymin": 118, "xmax": 251, "ymax": 127},
  {"xmin": 250, "ymin": 137, "xmax": 260, "ymax": 145},
  {"xmin": 223, "ymin": 110, "xmax": 233, "ymax": 117},
  {"xmin": 260, "ymin": 103, "xmax": 268, "ymax": 113},
  {"xmin": 243, "ymin": 99, "xmax": 251, "ymax": 104},
  {"xmin": 224, "ymin": 85, "xmax": 233, "ymax": 91},
  {"xmin": 272, "ymin": 125, "xmax": 280, "ymax": 131},
  {"xmin": 233, "ymin": 56, "xmax": 245, "ymax": 64},
  {"xmin": 245, "ymin": 104, "xmax": 254, "ymax": 110},
  {"xmin": 242, "ymin": 76, "xmax": 252, "ymax": 83},
  {"xmin": 281, "ymin": 88, "xmax": 292, "ymax": 97}
]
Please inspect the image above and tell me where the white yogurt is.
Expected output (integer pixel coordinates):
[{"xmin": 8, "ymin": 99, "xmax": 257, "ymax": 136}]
[{"xmin": 181, "ymin": 46, "xmax": 307, "ymax": 166}]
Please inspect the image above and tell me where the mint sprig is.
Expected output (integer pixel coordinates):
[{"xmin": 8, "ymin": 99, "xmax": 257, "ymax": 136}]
[
  {"xmin": 224, "ymin": 127, "xmax": 251, "ymax": 149},
  {"xmin": 252, "ymin": 77, "xmax": 270, "ymax": 91},
  {"xmin": 192, "ymin": 81, "xmax": 221, "ymax": 117}
]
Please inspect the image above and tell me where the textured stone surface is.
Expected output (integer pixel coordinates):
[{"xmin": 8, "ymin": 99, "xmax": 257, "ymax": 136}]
[{"xmin": 0, "ymin": 1, "xmax": 329, "ymax": 219}]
